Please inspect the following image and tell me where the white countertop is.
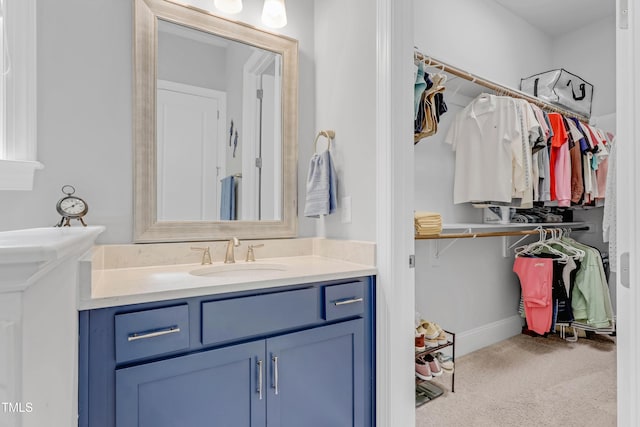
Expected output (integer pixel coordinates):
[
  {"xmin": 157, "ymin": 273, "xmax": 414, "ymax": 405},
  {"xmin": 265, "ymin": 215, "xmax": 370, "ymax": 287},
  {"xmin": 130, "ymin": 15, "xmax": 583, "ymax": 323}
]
[
  {"xmin": 0, "ymin": 226, "xmax": 105, "ymax": 291},
  {"xmin": 81, "ymin": 255, "xmax": 377, "ymax": 309},
  {"xmin": 0, "ymin": 226, "xmax": 105, "ymax": 264}
]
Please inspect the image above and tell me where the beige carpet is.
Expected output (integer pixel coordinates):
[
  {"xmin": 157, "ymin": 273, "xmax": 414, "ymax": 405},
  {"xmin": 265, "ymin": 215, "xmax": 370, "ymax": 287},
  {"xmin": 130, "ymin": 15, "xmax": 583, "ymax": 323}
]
[{"xmin": 416, "ymin": 333, "xmax": 617, "ymax": 427}]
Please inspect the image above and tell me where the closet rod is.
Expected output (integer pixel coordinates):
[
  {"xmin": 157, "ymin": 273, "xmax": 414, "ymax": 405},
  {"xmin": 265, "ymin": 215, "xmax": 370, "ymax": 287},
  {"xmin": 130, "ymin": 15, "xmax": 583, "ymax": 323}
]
[
  {"xmin": 414, "ymin": 52, "xmax": 590, "ymax": 122},
  {"xmin": 415, "ymin": 226, "xmax": 589, "ymax": 240}
]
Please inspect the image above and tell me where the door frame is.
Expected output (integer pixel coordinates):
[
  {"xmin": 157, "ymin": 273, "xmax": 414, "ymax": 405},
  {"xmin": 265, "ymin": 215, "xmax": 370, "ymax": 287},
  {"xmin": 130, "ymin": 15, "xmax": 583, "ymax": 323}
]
[
  {"xmin": 241, "ymin": 51, "xmax": 282, "ymax": 221},
  {"xmin": 615, "ymin": 0, "xmax": 640, "ymax": 424},
  {"xmin": 375, "ymin": 0, "xmax": 416, "ymax": 426}
]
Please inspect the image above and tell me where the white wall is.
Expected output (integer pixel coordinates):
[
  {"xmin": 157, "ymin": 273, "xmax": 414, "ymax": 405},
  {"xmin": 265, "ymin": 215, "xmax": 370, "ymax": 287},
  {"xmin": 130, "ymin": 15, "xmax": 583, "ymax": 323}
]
[
  {"xmin": 311, "ymin": 0, "xmax": 377, "ymax": 241},
  {"xmin": 0, "ymin": 0, "xmax": 316, "ymax": 243},
  {"xmin": 551, "ymin": 15, "xmax": 616, "ymax": 117},
  {"xmin": 414, "ymin": 0, "xmax": 553, "ymax": 89},
  {"xmin": 413, "ymin": 1, "xmax": 616, "ymax": 355},
  {"xmin": 157, "ymin": 30, "xmax": 228, "ymax": 91}
]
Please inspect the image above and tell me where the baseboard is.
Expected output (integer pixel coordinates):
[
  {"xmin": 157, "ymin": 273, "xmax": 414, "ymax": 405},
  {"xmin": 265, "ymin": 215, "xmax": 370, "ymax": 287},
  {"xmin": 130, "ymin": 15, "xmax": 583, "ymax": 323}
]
[{"xmin": 454, "ymin": 315, "xmax": 523, "ymax": 357}]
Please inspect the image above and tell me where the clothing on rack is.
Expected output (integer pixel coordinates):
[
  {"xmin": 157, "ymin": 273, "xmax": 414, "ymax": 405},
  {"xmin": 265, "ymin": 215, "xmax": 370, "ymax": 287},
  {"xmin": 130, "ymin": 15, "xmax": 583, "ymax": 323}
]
[
  {"xmin": 513, "ymin": 256, "xmax": 554, "ymax": 335},
  {"xmin": 445, "ymin": 93, "xmax": 614, "ymax": 208},
  {"xmin": 414, "ymin": 59, "xmax": 448, "ymax": 143},
  {"xmin": 445, "ymin": 94, "xmax": 519, "ymax": 204},
  {"xmin": 513, "ymin": 230, "xmax": 615, "ymax": 338}
]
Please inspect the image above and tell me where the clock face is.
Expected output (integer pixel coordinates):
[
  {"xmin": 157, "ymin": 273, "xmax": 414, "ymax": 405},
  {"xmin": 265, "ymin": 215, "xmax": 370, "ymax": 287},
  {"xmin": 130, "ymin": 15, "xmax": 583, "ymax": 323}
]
[{"xmin": 59, "ymin": 197, "xmax": 87, "ymax": 216}]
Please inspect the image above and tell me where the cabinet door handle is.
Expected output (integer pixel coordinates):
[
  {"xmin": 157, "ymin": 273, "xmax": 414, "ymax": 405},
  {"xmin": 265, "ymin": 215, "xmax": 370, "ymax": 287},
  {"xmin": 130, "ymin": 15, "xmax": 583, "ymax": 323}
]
[
  {"xmin": 257, "ymin": 359, "xmax": 263, "ymax": 400},
  {"xmin": 334, "ymin": 297, "xmax": 363, "ymax": 306},
  {"xmin": 127, "ymin": 326, "xmax": 180, "ymax": 341},
  {"xmin": 272, "ymin": 355, "xmax": 279, "ymax": 395}
]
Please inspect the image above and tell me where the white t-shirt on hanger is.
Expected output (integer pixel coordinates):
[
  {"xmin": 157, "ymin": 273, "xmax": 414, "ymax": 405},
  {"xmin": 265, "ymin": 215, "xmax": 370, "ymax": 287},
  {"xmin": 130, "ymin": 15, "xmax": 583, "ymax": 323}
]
[{"xmin": 445, "ymin": 94, "xmax": 520, "ymax": 204}]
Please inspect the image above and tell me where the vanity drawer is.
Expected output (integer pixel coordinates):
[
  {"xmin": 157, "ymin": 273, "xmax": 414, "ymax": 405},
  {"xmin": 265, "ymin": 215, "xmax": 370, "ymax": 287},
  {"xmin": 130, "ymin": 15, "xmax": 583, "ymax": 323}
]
[
  {"xmin": 201, "ymin": 287, "xmax": 320, "ymax": 345},
  {"xmin": 324, "ymin": 281, "xmax": 365, "ymax": 321},
  {"xmin": 114, "ymin": 304, "xmax": 189, "ymax": 363}
]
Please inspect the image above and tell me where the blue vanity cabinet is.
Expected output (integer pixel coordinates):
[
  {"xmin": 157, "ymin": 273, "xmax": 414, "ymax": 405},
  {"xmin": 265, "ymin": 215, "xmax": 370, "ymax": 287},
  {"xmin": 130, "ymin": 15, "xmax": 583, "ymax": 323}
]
[
  {"xmin": 116, "ymin": 340, "xmax": 265, "ymax": 427},
  {"xmin": 79, "ymin": 276, "xmax": 375, "ymax": 427},
  {"xmin": 266, "ymin": 319, "xmax": 364, "ymax": 427}
]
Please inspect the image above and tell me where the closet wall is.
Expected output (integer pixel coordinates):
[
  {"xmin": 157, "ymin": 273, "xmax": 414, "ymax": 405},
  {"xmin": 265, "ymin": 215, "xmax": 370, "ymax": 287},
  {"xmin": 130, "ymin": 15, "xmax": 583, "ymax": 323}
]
[{"xmin": 413, "ymin": 0, "xmax": 615, "ymax": 356}]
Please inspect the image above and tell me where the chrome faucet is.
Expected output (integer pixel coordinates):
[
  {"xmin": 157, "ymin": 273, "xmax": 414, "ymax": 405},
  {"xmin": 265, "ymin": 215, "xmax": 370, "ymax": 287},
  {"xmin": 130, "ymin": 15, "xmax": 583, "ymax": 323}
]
[
  {"xmin": 191, "ymin": 246, "xmax": 212, "ymax": 265},
  {"xmin": 224, "ymin": 237, "xmax": 241, "ymax": 263},
  {"xmin": 245, "ymin": 244, "xmax": 264, "ymax": 262}
]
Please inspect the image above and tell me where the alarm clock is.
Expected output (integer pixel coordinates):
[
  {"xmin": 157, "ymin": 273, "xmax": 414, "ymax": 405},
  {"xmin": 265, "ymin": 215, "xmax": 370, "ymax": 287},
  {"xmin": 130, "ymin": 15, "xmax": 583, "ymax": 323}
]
[{"xmin": 55, "ymin": 185, "xmax": 88, "ymax": 227}]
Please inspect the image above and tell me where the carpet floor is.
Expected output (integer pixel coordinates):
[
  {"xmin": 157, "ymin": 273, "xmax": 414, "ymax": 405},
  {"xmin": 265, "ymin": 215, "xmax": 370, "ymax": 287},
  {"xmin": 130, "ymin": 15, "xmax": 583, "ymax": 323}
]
[{"xmin": 415, "ymin": 333, "xmax": 617, "ymax": 427}]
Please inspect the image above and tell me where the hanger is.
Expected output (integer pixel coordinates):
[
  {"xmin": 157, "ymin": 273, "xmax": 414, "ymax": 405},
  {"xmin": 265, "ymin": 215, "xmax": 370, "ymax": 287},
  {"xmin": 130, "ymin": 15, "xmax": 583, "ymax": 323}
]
[
  {"xmin": 546, "ymin": 228, "xmax": 585, "ymax": 260},
  {"xmin": 514, "ymin": 228, "xmax": 569, "ymax": 262}
]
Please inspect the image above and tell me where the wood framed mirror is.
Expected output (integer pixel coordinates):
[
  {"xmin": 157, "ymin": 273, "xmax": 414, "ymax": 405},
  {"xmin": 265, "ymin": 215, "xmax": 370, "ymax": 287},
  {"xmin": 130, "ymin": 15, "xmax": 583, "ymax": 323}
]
[{"xmin": 133, "ymin": 0, "xmax": 298, "ymax": 242}]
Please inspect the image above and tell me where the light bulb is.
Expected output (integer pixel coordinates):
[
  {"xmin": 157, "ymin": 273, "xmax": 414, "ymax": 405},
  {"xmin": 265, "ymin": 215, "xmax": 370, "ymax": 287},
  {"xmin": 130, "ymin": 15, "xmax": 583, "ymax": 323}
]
[
  {"xmin": 261, "ymin": 0, "xmax": 287, "ymax": 29},
  {"xmin": 214, "ymin": 0, "xmax": 242, "ymax": 14}
]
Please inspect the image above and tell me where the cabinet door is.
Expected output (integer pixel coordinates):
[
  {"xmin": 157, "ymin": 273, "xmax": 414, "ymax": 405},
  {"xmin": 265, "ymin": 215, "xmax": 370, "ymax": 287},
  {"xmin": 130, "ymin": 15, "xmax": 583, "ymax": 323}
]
[
  {"xmin": 266, "ymin": 319, "xmax": 364, "ymax": 427},
  {"xmin": 116, "ymin": 340, "xmax": 266, "ymax": 427}
]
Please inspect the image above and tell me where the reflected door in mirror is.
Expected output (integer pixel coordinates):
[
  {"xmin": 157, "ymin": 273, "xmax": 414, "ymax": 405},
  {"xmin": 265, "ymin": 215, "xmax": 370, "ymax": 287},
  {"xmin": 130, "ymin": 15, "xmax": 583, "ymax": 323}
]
[
  {"xmin": 157, "ymin": 18, "xmax": 283, "ymax": 222},
  {"xmin": 157, "ymin": 81, "xmax": 226, "ymax": 221}
]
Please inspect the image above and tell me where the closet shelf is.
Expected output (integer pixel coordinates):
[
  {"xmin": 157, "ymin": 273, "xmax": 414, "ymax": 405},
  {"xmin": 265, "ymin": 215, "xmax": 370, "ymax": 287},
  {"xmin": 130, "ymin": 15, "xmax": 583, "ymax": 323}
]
[
  {"xmin": 416, "ymin": 222, "xmax": 588, "ymax": 240},
  {"xmin": 418, "ymin": 223, "xmax": 588, "ymax": 259},
  {"xmin": 414, "ymin": 52, "xmax": 589, "ymax": 122}
]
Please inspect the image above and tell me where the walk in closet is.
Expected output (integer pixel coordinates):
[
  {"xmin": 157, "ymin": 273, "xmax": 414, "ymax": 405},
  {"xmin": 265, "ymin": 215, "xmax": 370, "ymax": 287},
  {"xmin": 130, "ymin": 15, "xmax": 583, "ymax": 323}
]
[{"xmin": 411, "ymin": 0, "xmax": 617, "ymax": 406}]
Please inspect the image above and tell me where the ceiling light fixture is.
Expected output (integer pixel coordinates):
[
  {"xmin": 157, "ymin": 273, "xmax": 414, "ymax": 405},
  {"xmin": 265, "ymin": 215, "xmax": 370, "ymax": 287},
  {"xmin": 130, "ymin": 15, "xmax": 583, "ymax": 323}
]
[
  {"xmin": 261, "ymin": 0, "xmax": 287, "ymax": 29},
  {"xmin": 214, "ymin": 0, "xmax": 243, "ymax": 14}
]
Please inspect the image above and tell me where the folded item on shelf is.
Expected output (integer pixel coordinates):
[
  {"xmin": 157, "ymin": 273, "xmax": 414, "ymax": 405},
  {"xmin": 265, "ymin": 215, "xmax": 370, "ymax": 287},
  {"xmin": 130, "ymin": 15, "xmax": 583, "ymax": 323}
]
[{"xmin": 414, "ymin": 211, "xmax": 443, "ymax": 236}]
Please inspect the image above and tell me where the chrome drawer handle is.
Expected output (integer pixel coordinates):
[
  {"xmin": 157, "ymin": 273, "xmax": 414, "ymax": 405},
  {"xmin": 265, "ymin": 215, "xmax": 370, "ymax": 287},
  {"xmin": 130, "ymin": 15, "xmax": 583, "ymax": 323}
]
[
  {"xmin": 272, "ymin": 356, "xmax": 279, "ymax": 395},
  {"xmin": 257, "ymin": 359, "xmax": 263, "ymax": 400},
  {"xmin": 127, "ymin": 326, "xmax": 180, "ymax": 342},
  {"xmin": 334, "ymin": 297, "xmax": 363, "ymax": 306}
]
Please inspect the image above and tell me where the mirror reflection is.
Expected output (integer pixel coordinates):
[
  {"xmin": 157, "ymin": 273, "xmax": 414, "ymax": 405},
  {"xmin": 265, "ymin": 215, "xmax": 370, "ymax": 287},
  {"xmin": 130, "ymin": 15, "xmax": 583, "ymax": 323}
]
[{"xmin": 157, "ymin": 19, "xmax": 282, "ymax": 222}]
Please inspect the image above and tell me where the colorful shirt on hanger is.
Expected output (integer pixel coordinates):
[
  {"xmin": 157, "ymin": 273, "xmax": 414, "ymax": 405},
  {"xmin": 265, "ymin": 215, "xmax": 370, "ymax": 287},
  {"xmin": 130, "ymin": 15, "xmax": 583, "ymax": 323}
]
[{"xmin": 547, "ymin": 113, "xmax": 570, "ymax": 206}]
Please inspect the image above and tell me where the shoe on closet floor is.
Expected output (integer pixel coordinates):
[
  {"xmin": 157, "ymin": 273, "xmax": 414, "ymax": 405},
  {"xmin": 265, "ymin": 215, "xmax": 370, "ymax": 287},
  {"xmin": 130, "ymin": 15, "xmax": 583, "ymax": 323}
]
[
  {"xmin": 424, "ymin": 354, "xmax": 443, "ymax": 377},
  {"xmin": 415, "ymin": 358, "xmax": 433, "ymax": 380},
  {"xmin": 415, "ymin": 331, "xmax": 426, "ymax": 352}
]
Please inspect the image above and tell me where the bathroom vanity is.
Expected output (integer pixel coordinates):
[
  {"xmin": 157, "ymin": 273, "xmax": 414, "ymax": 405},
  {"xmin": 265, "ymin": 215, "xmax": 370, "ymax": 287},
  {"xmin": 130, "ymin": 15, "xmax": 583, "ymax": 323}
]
[{"xmin": 78, "ymin": 239, "xmax": 376, "ymax": 427}]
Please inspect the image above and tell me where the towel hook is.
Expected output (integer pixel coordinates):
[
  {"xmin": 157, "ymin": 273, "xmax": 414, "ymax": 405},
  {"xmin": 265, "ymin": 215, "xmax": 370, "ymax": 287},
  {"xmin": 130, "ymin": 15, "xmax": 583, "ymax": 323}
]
[{"xmin": 313, "ymin": 130, "xmax": 335, "ymax": 153}]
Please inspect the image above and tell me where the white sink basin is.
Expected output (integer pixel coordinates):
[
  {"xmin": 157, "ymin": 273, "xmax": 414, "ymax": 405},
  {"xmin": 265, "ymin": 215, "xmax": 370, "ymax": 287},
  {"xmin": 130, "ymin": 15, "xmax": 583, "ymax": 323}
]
[{"xmin": 190, "ymin": 262, "xmax": 288, "ymax": 278}]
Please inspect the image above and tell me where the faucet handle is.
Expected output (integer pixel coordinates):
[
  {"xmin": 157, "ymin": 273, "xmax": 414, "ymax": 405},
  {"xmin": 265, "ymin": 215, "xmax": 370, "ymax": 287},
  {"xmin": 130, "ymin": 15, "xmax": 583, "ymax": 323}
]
[
  {"xmin": 191, "ymin": 246, "xmax": 212, "ymax": 265},
  {"xmin": 245, "ymin": 244, "xmax": 264, "ymax": 262}
]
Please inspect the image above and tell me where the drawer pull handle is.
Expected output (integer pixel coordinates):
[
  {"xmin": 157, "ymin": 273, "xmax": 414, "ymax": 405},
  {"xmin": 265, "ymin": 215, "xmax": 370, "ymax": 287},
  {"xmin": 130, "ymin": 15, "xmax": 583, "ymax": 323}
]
[
  {"xmin": 272, "ymin": 355, "xmax": 279, "ymax": 395},
  {"xmin": 127, "ymin": 326, "xmax": 180, "ymax": 342},
  {"xmin": 257, "ymin": 359, "xmax": 263, "ymax": 400},
  {"xmin": 334, "ymin": 297, "xmax": 363, "ymax": 306}
]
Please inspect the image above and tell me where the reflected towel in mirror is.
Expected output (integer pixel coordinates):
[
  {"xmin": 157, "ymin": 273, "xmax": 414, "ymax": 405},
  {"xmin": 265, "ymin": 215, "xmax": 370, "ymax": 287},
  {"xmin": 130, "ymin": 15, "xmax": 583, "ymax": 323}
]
[
  {"xmin": 304, "ymin": 150, "xmax": 337, "ymax": 218},
  {"xmin": 220, "ymin": 176, "xmax": 236, "ymax": 220}
]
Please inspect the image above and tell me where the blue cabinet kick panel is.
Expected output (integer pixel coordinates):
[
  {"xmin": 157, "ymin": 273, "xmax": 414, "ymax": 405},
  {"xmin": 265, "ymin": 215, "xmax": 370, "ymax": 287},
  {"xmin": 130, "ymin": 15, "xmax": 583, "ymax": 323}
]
[{"xmin": 78, "ymin": 276, "xmax": 375, "ymax": 427}]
